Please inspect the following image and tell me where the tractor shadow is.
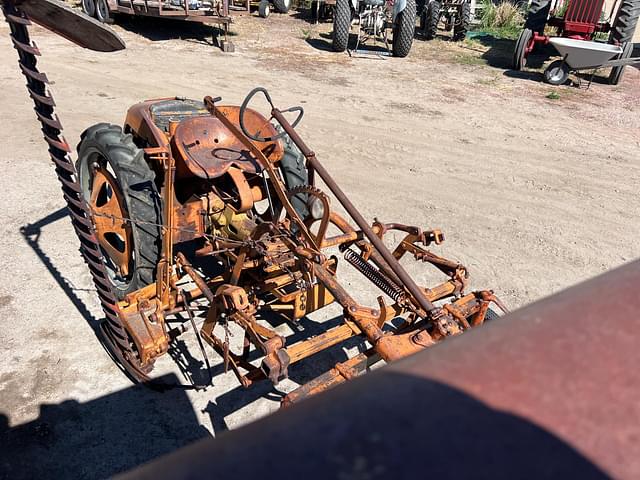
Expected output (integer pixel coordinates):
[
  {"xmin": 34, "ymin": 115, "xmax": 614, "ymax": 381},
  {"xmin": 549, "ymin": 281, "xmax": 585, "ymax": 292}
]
[
  {"xmin": 305, "ymin": 31, "xmax": 390, "ymax": 55},
  {"xmin": 0, "ymin": 373, "xmax": 210, "ymax": 480},
  {"xmin": 470, "ymin": 32, "xmax": 554, "ymax": 81},
  {"xmin": 113, "ymin": 14, "xmax": 233, "ymax": 46},
  {"xmin": 21, "ymin": 209, "xmax": 372, "ymax": 437},
  {"xmin": 20, "ymin": 208, "xmax": 101, "ymax": 331},
  {"xmin": 190, "ymin": 310, "xmax": 370, "ymax": 434}
]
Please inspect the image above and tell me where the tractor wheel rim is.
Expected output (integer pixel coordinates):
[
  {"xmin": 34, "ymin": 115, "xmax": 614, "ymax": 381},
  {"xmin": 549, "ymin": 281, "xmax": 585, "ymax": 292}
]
[{"xmin": 89, "ymin": 166, "xmax": 133, "ymax": 282}]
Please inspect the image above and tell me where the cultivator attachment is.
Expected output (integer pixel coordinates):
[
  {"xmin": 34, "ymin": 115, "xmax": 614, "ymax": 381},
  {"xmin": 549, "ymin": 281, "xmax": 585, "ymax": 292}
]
[{"xmin": 4, "ymin": 0, "xmax": 506, "ymax": 405}]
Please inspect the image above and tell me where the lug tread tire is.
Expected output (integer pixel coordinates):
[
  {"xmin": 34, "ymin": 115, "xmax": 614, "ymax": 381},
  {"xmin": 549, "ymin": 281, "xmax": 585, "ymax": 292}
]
[
  {"xmin": 610, "ymin": 0, "xmax": 640, "ymax": 44},
  {"xmin": 424, "ymin": 0, "xmax": 440, "ymax": 40},
  {"xmin": 77, "ymin": 124, "xmax": 163, "ymax": 300},
  {"xmin": 392, "ymin": 0, "xmax": 417, "ymax": 57},
  {"xmin": 453, "ymin": 1, "xmax": 470, "ymax": 41},
  {"xmin": 333, "ymin": 0, "xmax": 351, "ymax": 52},
  {"xmin": 609, "ymin": 41, "xmax": 633, "ymax": 85},
  {"xmin": 524, "ymin": 0, "xmax": 551, "ymax": 34}
]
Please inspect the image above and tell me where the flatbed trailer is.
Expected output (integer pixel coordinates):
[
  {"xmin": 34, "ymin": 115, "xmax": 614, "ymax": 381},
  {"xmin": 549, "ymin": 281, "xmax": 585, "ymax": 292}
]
[{"xmin": 82, "ymin": 0, "xmax": 235, "ymax": 51}]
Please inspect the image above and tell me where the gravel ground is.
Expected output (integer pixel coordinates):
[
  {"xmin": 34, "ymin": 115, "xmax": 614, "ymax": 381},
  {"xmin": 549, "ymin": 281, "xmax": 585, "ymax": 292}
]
[{"xmin": 0, "ymin": 10, "xmax": 639, "ymax": 478}]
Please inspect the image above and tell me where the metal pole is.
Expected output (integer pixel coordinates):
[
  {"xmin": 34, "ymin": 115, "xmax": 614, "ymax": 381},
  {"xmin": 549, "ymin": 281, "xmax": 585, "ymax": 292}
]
[{"xmin": 271, "ymin": 109, "xmax": 437, "ymax": 315}]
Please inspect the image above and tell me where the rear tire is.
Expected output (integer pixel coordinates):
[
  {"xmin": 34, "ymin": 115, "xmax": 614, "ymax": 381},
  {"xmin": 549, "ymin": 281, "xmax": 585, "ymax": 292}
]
[
  {"xmin": 610, "ymin": 0, "xmax": 640, "ymax": 44},
  {"xmin": 259, "ymin": 0, "xmax": 271, "ymax": 18},
  {"xmin": 82, "ymin": 0, "xmax": 96, "ymax": 17},
  {"xmin": 524, "ymin": 0, "xmax": 551, "ymax": 34},
  {"xmin": 276, "ymin": 126, "xmax": 310, "ymax": 219},
  {"xmin": 609, "ymin": 41, "xmax": 633, "ymax": 85},
  {"xmin": 95, "ymin": 0, "xmax": 111, "ymax": 23},
  {"xmin": 453, "ymin": 1, "xmax": 470, "ymax": 41},
  {"xmin": 77, "ymin": 124, "xmax": 163, "ymax": 300},
  {"xmin": 392, "ymin": 0, "xmax": 416, "ymax": 57},
  {"xmin": 273, "ymin": 0, "xmax": 291, "ymax": 13},
  {"xmin": 513, "ymin": 27, "xmax": 532, "ymax": 70},
  {"xmin": 423, "ymin": 0, "xmax": 440, "ymax": 40},
  {"xmin": 332, "ymin": 0, "xmax": 351, "ymax": 52}
]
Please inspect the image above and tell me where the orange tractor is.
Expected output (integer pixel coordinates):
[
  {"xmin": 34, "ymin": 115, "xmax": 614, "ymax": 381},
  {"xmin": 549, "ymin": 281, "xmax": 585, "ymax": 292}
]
[{"xmin": 3, "ymin": 0, "xmax": 506, "ymax": 403}]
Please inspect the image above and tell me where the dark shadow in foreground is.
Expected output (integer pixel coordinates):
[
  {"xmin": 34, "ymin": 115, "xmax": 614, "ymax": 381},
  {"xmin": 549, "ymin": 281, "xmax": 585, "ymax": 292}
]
[
  {"xmin": 123, "ymin": 372, "xmax": 610, "ymax": 479},
  {"xmin": 0, "ymin": 374, "xmax": 210, "ymax": 480}
]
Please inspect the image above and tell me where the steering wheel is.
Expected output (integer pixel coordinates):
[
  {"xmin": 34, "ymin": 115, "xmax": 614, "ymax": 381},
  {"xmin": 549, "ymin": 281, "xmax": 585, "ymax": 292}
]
[{"xmin": 239, "ymin": 87, "xmax": 304, "ymax": 142}]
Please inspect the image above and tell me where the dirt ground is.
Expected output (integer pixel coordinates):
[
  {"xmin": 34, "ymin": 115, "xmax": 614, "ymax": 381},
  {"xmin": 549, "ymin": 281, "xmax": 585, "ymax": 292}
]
[{"xmin": 1, "ymin": 9, "xmax": 639, "ymax": 478}]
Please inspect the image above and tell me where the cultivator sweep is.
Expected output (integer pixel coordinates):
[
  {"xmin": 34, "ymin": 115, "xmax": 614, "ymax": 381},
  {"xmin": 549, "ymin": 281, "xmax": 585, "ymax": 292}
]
[{"xmin": 3, "ymin": 0, "xmax": 505, "ymax": 404}]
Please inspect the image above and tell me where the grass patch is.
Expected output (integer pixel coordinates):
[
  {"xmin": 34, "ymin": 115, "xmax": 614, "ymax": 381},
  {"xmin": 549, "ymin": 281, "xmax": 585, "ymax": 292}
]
[
  {"xmin": 454, "ymin": 52, "xmax": 487, "ymax": 65},
  {"xmin": 546, "ymin": 91, "xmax": 561, "ymax": 100},
  {"xmin": 476, "ymin": 0, "xmax": 525, "ymax": 39}
]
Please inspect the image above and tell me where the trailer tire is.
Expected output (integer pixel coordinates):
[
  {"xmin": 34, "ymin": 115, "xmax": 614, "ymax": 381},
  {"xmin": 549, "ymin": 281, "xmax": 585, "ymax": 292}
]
[
  {"xmin": 609, "ymin": 41, "xmax": 633, "ymax": 85},
  {"xmin": 453, "ymin": 1, "xmax": 470, "ymax": 41},
  {"xmin": 610, "ymin": 0, "xmax": 640, "ymax": 44},
  {"xmin": 274, "ymin": 0, "xmax": 291, "ymax": 13},
  {"xmin": 77, "ymin": 124, "xmax": 163, "ymax": 300},
  {"xmin": 524, "ymin": 0, "xmax": 551, "ymax": 34},
  {"xmin": 512, "ymin": 27, "xmax": 532, "ymax": 70},
  {"xmin": 82, "ymin": 0, "xmax": 96, "ymax": 17},
  {"xmin": 332, "ymin": 0, "xmax": 351, "ymax": 52},
  {"xmin": 259, "ymin": 0, "xmax": 271, "ymax": 18},
  {"xmin": 423, "ymin": 0, "xmax": 440, "ymax": 39},
  {"xmin": 95, "ymin": 0, "xmax": 111, "ymax": 23},
  {"xmin": 392, "ymin": 0, "xmax": 416, "ymax": 57}
]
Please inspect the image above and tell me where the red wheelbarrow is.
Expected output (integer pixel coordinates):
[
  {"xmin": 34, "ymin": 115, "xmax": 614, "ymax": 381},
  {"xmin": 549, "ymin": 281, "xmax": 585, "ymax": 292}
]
[{"xmin": 513, "ymin": 0, "xmax": 640, "ymax": 85}]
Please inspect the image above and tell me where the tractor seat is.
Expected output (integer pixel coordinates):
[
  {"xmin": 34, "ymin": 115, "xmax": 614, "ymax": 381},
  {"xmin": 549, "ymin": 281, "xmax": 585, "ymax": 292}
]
[{"xmin": 172, "ymin": 106, "xmax": 284, "ymax": 180}]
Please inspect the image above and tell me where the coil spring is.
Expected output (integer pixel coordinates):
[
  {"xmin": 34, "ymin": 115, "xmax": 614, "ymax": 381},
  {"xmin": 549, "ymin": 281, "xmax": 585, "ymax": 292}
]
[{"xmin": 344, "ymin": 249, "xmax": 404, "ymax": 301}]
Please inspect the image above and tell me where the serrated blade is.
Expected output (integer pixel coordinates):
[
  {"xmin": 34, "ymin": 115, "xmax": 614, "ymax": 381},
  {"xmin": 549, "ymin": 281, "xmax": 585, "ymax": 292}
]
[{"xmin": 16, "ymin": 0, "xmax": 125, "ymax": 52}]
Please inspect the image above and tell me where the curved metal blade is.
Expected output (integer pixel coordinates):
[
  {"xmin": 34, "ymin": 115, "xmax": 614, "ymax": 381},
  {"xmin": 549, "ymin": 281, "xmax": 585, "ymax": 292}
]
[{"xmin": 17, "ymin": 0, "xmax": 125, "ymax": 52}]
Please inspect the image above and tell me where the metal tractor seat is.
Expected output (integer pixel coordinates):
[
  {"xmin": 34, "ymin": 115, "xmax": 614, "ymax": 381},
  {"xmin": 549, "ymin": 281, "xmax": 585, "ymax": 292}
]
[{"xmin": 171, "ymin": 106, "xmax": 284, "ymax": 179}]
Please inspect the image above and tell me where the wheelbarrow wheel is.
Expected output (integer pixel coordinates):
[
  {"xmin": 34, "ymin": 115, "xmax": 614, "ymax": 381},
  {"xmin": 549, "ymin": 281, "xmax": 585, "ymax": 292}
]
[
  {"xmin": 76, "ymin": 124, "xmax": 163, "ymax": 300},
  {"xmin": 332, "ymin": 0, "xmax": 351, "ymax": 52},
  {"xmin": 544, "ymin": 60, "xmax": 570, "ymax": 85},
  {"xmin": 609, "ymin": 42, "xmax": 633, "ymax": 85},
  {"xmin": 259, "ymin": 0, "xmax": 271, "ymax": 18},
  {"xmin": 513, "ymin": 28, "xmax": 532, "ymax": 70}
]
